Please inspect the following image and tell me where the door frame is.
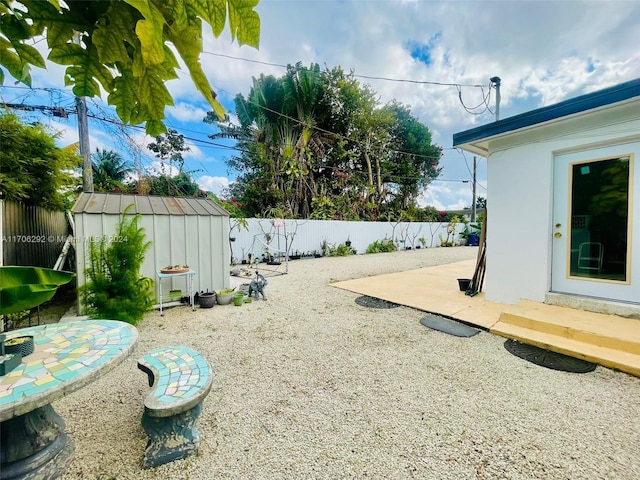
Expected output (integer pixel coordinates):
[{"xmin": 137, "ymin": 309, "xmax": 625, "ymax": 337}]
[{"xmin": 551, "ymin": 141, "xmax": 637, "ymax": 303}]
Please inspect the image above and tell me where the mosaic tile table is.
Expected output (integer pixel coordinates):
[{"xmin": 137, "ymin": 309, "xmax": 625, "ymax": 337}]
[{"xmin": 0, "ymin": 320, "xmax": 138, "ymax": 480}]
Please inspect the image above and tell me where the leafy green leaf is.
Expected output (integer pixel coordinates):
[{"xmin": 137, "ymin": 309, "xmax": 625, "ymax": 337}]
[
  {"xmin": 2, "ymin": 0, "xmax": 261, "ymax": 131},
  {"xmin": 48, "ymin": 42, "xmax": 85, "ymax": 66},
  {"xmin": 108, "ymin": 67, "xmax": 138, "ymax": 124},
  {"xmin": 14, "ymin": 42, "xmax": 45, "ymax": 68},
  {"xmin": 0, "ymin": 47, "xmax": 30, "ymax": 85},
  {"xmin": 166, "ymin": 19, "xmax": 223, "ymax": 118},
  {"xmin": 0, "ymin": 267, "xmax": 75, "ymax": 316},
  {"xmin": 227, "ymin": 0, "xmax": 260, "ymax": 47},
  {"xmin": 139, "ymin": 64, "xmax": 173, "ymax": 119},
  {"xmin": 127, "ymin": 0, "xmax": 166, "ymax": 65},
  {"xmin": 93, "ymin": 3, "xmax": 140, "ymax": 64},
  {"xmin": 144, "ymin": 118, "xmax": 166, "ymax": 135},
  {"xmin": 190, "ymin": 0, "xmax": 227, "ymax": 36},
  {"xmin": 0, "ymin": 13, "xmax": 32, "ymax": 40}
]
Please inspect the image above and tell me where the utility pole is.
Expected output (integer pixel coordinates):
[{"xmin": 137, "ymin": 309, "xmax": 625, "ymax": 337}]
[
  {"xmin": 76, "ymin": 96, "xmax": 93, "ymax": 192},
  {"xmin": 471, "ymin": 156, "xmax": 477, "ymax": 222},
  {"xmin": 490, "ymin": 76, "xmax": 501, "ymax": 121},
  {"xmin": 74, "ymin": 32, "xmax": 93, "ymax": 192}
]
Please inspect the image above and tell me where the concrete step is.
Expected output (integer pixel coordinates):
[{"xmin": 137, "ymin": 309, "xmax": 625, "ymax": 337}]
[{"xmin": 491, "ymin": 317, "xmax": 640, "ymax": 377}]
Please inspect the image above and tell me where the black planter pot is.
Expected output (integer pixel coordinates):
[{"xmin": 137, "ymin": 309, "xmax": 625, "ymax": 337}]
[
  {"xmin": 198, "ymin": 292, "xmax": 216, "ymax": 308},
  {"xmin": 457, "ymin": 278, "xmax": 472, "ymax": 292}
]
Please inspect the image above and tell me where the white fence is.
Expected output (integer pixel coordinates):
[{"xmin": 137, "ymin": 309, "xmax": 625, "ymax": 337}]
[{"xmin": 228, "ymin": 218, "xmax": 464, "ymax": 263}]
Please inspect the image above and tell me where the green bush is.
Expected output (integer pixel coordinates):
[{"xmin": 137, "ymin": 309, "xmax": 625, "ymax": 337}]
[
  {"xmin": 80, "ymin": 207, "xmax": 153, "ymax": 324},
  {"xmin": 365, "ymin": 239, "xmax": 397, "ymax": 254},
  {"xmin": 326, "ymin": 243, "xmax": 355, "ymax": 257}
]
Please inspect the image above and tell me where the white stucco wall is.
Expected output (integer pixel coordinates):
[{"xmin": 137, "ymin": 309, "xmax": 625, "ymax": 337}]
[
  {"xmin": 74, "ymin": 212, "xmax": 230, "ymax": 312},
  {"xmin": 484, "ymin": 100, "xmax": 640, "ymax": 304}
]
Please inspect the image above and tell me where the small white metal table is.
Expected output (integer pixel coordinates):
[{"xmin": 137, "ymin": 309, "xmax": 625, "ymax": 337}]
[{"xmin": 156, "ymin": 269, "xmax": 196, "ymax": 316}]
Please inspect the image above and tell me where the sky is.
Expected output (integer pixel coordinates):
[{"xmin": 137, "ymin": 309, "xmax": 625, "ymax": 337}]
[{"xmin": 2, "ymin": 0, "xmax": 640, "ymax": 211}]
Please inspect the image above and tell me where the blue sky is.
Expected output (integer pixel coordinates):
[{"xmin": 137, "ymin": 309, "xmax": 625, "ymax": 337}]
[{"xmin": 2, "ymin": 0, "xmax": 640, "ymax": 211}]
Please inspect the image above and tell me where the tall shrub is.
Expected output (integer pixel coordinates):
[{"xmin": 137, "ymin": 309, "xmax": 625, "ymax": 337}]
[{"xmin": 80, "ymin": 207, "xmax": 153, "ymax": 324}]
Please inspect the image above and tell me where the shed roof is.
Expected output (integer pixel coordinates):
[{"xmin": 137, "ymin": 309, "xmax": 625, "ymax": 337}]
[
  {"xmin": 453, "ymin": 78, "xmax": 640, "ymax": 155},
  {"xmin": 72, "ymin": 193, "xmax": 229, "ymax": 216}
]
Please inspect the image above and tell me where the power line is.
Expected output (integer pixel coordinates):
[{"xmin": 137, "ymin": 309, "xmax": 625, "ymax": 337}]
[
  {"xmin": 3, "ymin": 98, "xmax": 476, "ymax": 191},
  {"xmin": 202, "ymin": 51, "xmax": 488, "ymax": 88}
]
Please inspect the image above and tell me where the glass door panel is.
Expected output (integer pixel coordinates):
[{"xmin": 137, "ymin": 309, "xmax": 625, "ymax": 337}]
[{"xmin": 569, "ymin": 156, "xmax": 630, "ymax": 282}]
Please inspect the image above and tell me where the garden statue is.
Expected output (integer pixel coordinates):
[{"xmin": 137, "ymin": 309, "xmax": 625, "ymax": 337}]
[{"xmin": 248, "ymin": 271, "xmax": 268, "ymax": 301}]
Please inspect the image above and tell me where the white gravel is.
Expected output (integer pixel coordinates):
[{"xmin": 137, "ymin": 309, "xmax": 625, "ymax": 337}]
[{"xmin": 56, "ymin": 247, "xmax": 640, "ymax": 480}]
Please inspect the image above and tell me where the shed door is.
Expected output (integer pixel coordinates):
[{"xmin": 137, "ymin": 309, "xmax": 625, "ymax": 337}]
[{"xmin": 552, "ymin": 142, "xmax": 638, "ymax": 303}]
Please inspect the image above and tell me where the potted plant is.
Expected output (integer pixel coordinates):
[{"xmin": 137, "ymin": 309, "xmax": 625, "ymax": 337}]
[
  {"xmin": 216, "ymin": 289, "xmax": 236, "ymax": 305},
  {"xmin": 5, "ymin": 335, "xmax": 34, "ymax": 357},
  {"xmin": 198, "ymin": 291, "xmax": 215, "ymax": 308},
  {"xmin": 233, "ymin": 292, "xmax": 246, "ymax": 306}
]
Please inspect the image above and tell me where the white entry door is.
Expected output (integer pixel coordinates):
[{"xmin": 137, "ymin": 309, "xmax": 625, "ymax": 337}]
[{"xmin": 552, "ymin": 142, "xmax": 639, "ymax": 303}]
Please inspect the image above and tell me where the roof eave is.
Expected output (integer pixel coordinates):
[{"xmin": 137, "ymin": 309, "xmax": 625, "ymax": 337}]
[{"xmin": 453, "ymin": 78, "xmax": 640, "ymax": 151}]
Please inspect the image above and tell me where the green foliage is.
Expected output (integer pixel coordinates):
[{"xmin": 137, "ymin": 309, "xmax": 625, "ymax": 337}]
[
  {"xmin": 0, "ymin": 266, "xmax": 75, "ymax": 315},
  {"xmin": 210, "ymin": 193, "xmax": 248, "ymax": 232},
  {"xmin": 309, "ymin": 195, "xmax": 337, "ymax": 220},
  {"xmin": 0, "ymin": 0, "xmax": 261, "ymax": 135},
  {"xmin": 92, "ymin": 148, "xmax": 132, "ymax": 193},
  {"xmin": 326, "ymin": 242, "xmax": 355, "ymax": 257},
  {"xmin": 80, "ymin": 207, "xmax": 153, "ymax": 324},
  {"xmin": 209, "ymin": 63, "xmax": 442, "ymax": 220},
  {"xmin": 365, "ymin": 239, "xmax": 397, "ymax": 254},
  {"xmin": 147, "ymin": 128, "xmax": 189, "ymax": 172},
  {"xmin": 145, "ymin": 172, "xmax": 205, "ymax": 197},
  {"xmin": 0, "ymin": 112, "xmax": 78, "ymax": 210}
]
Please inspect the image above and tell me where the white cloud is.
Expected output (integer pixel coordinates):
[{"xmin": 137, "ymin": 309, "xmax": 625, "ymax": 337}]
[
  {"xmin": 168, "ymin": 102, "xmax": 209, "ymax": 123},
  {"xmin": 7, "ymin": 0, "xmax": 639, "ymax": 211},
  {"xmin": 196, "ymin": 175, "xmax": 229, "ymax": 196},
  {"xmin": 147, "ymin": 161, "xmax": 179, "ymax": 177},
  {"xmin": 419, "ymin": 181, "xmax": 474, "ymax": 211}
]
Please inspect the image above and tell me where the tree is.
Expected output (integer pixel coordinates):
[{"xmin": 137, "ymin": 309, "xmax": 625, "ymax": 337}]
[
  {"xmin": 92, "ymin": 148, "xmax": 132, "ymax": 192},
  {"xmin": 0, "ymin": 0, "xmax": 261, "ymax": 134},
  {"xmin": 144, "ymin": 128, "xmax": 203, "ymax": 197},
  {"xmin": 209, "ymin": 64, "xmax": 443, "ymax": 220},
  {"xmin": 80, "ymin": 206, "xmax": 153, "ymax": 324},
  {"xmin": 147, "ymin": 128, "xmax": 189, "ymax": 173},
  {"xmin": 0, "ymin": 112, "xmax": 78, "ymax": 210},
  {"xmin": 146, "ymin": 171, "xmax": 205, "ymax": 197},
  {"xmin": 207, "ymin": 63, "xmax": 334, "ymax": 217}
]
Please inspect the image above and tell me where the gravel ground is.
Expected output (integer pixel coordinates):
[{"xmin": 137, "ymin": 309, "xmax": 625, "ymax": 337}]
[{"xmin": 56, "ymin": 247, "xmax": 640, "ymax": 480}]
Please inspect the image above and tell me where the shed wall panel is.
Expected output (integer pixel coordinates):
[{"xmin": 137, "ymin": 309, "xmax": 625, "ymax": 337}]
[{"xmin": 74, "ymin": 210, "xmax": 229, "ymax": 314}]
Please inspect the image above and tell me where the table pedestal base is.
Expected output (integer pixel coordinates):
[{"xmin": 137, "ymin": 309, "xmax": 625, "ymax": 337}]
[{"xmin": 0, "ymin": 405, "xmax": 74, "ymax": 480}]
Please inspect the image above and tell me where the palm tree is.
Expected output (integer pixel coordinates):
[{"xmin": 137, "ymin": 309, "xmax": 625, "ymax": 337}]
[{"xmin": 91, "ymin": 149, "xmax": 132, "ymax": 192}]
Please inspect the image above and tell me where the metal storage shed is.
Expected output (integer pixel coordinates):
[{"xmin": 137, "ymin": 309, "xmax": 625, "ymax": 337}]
[{"xmin": 72, "ymin": 193, "xmax": 230, "ymax": 312}]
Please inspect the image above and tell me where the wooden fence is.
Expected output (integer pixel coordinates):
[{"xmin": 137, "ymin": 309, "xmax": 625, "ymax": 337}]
[{"xmin": 1, "ymin": 200, "xmax": 69, "ymax": 268}]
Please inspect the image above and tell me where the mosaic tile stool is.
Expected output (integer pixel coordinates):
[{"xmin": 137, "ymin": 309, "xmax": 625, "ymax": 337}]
[{"xmin": 137, "ymin": 346, "xmax": 213, "ymax": 468}]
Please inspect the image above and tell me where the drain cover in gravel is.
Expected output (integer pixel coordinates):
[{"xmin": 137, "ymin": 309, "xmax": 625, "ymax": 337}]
[
  {"xmin": 354, "ymin": 296, "xmax": 399, "ymax": 309},
  {"xmin": 503, "ymin": 339, "xmax": 597, "ymax": 373},
  {"xmin": 419, "ymin": 314, "xmax": 480, "ymax": 337}
]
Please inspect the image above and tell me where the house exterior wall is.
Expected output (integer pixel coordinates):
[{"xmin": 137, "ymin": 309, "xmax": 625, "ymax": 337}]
[
  {"xmin": 75, "ymin": 212, "xmax": 230, "ymax": 312},
  {"xmin": 484, "ymin": 100, "xmax": 640, "ymax": 304}
]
